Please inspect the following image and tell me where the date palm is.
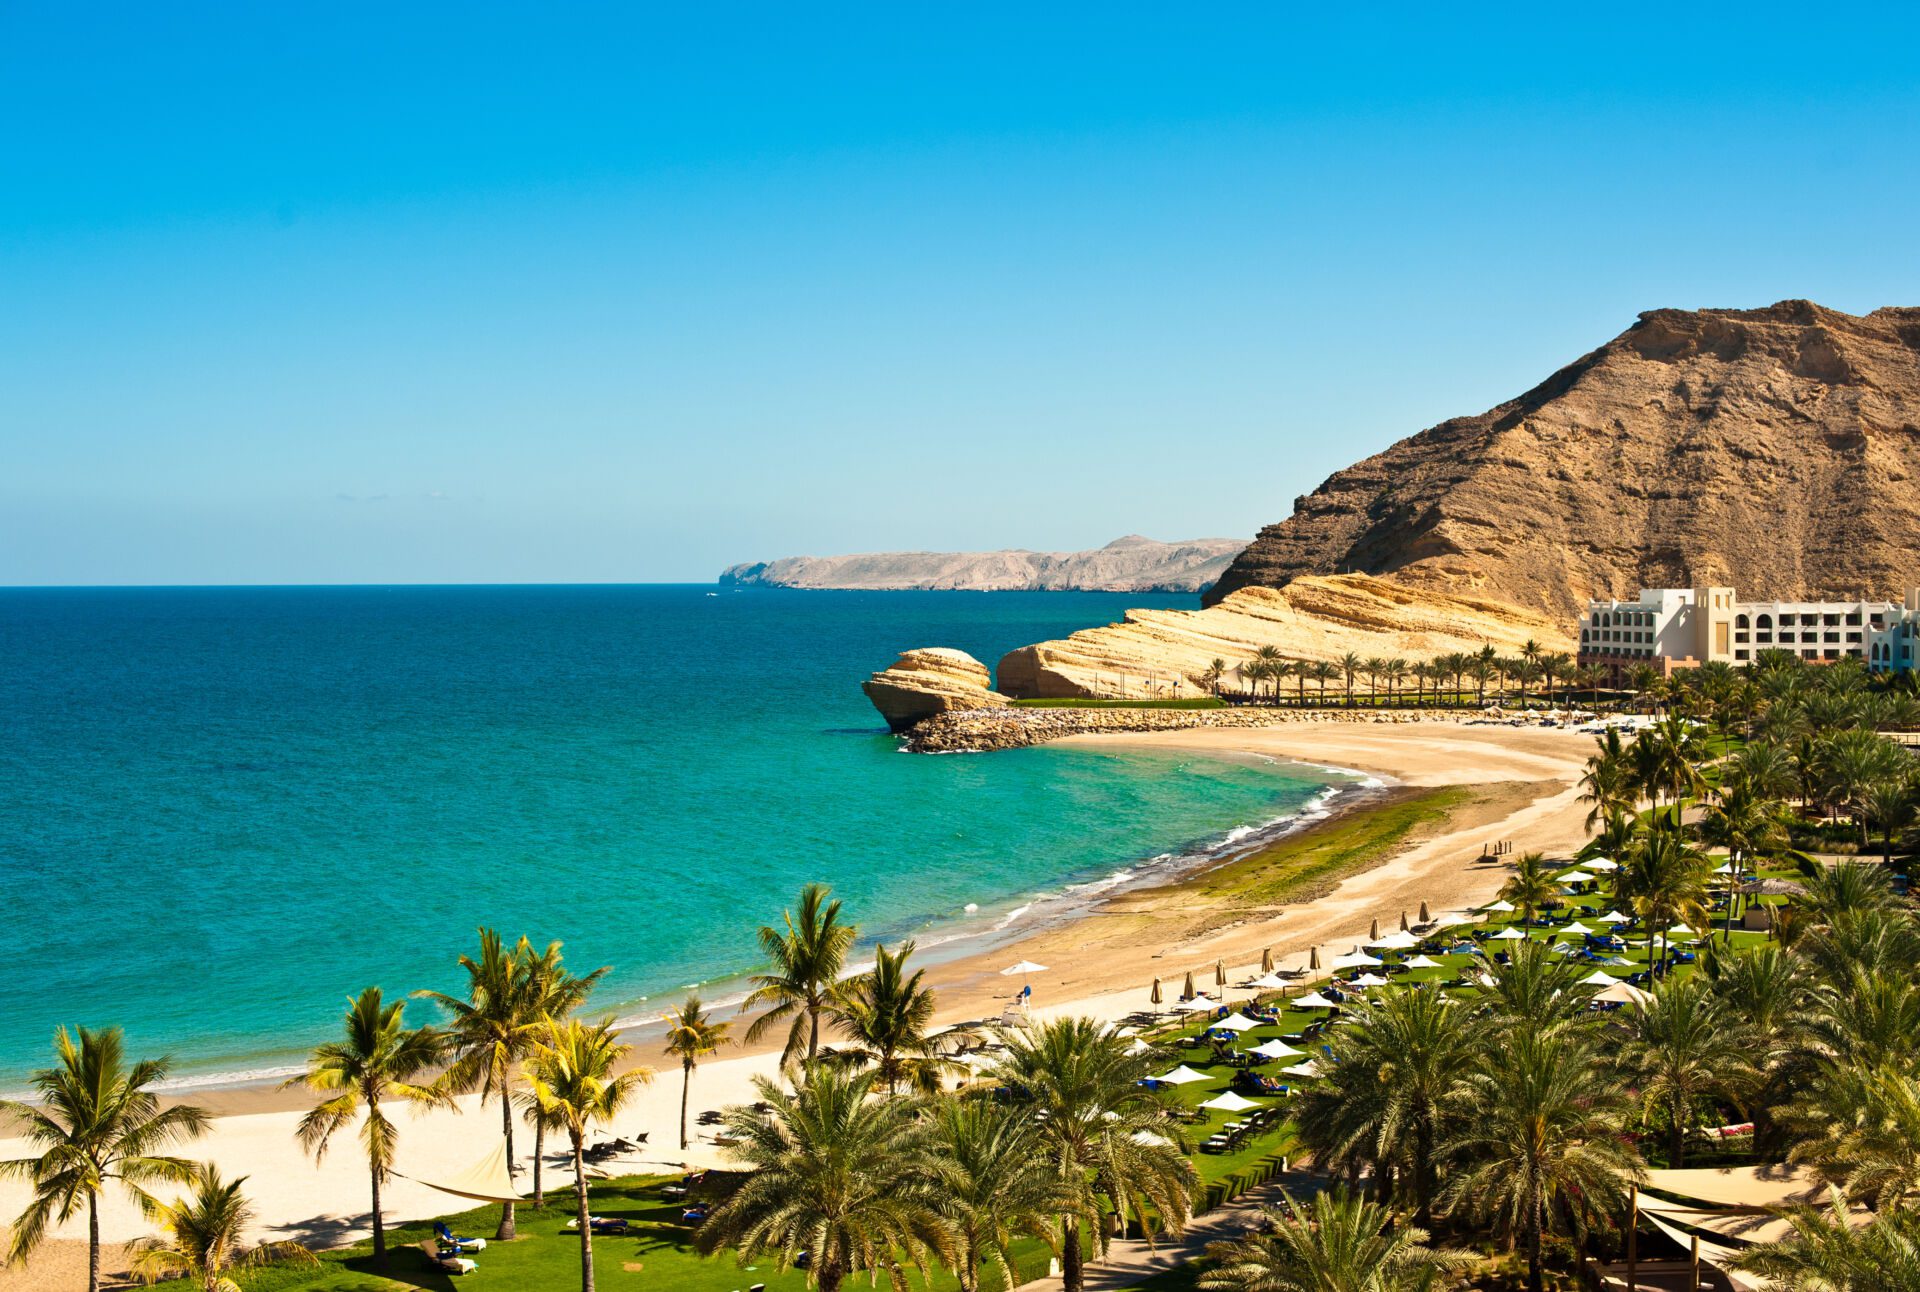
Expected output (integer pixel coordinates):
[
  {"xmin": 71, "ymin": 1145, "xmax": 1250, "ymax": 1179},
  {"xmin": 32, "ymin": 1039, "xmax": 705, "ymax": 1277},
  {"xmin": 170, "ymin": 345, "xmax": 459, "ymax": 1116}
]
[
  {"xmin": 1441, "ymin": 1028, "xmax": 1642, "ymax": 1292},
  {"xmin": 284, "ymin": 987, "xmax": 449, "ymax": 1267},
  {"xmin": 1737, "ymin": 1195, "xmax": 1920, "ymax": 1292},
  {"xmin": 697, "ymin": 1066, "xmax": 951, "ymax": 1292},
  {"xmin": 1340, "ymin": 652, "xmax": 1362, "ymax": 707},
  {"xmin": 413, "ymin": 928, "xmax": 545, "ymax": 1238},
  {"xmin": 1200, "ymin": 1188, "xmax": 1472, "ymax": 1292},
  {"xmin": 527, "ymin": 1019, "xmax": 652, "ymax": 1292},
  {"xmin": 1477, "ymin": 939, "xmax": 1593, "ymax": 1037},
  {"xmin": 744, "ymin": 883, "xmax": 858, "ymax": 1068},
  {"xmin": 1784, "ymin": 1063, "xmax": 1920, "ymax": 1209},
  {"xmin": 0, "ymin": 1027, "xmax": 209, "ymax": 1292},
  {"xmin": 1617, "ymin": 825, "xmax": 1711, "ymax": 968},
  {"xmin": 1621, "ymin": 976, "xmax": 1750, "ymax": 1167},
  {"xmin": 520, "ymin": 938, "xmax": 609, "ymax": 1206},
  {"xmin": 1498, "ymin": 852, "xmax": 1560, "ymax": 928},
  {"xmin": 662, "ymin": 995, "xmax": 732, "ymax": 1151},
  {"xmin": 1310, "ymin": 660, "xmax": 1339, "ymax": 706},
  {"xmin": 128, "ymin": 1164, "xmax": 314, "ymax": 1292},
  {"xmin": 1579, "ymin": 728, "xmax": 1635, "ymax": 827},
  {"xmin": 827, "ymin": 940, "xmax": 947, "ymax": 1094},
  {"xmin": 920, "ymin": 1100, "xmax": 1067, "ymax": 1292},
  {"xmin": 991, "ymin": 1017, "xmax": 1195, "ymax": 1292},
  {"xmin": 1292, "ymin": 990, "xmax": 1474, "ymax": 1226}
]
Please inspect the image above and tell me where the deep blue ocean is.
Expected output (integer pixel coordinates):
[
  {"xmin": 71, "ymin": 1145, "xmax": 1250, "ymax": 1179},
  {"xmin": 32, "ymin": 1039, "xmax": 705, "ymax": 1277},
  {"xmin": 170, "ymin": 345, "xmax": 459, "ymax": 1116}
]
[{"xmin": 0, "ymin": 586, "xmax": 1332, "ymax": 1089}]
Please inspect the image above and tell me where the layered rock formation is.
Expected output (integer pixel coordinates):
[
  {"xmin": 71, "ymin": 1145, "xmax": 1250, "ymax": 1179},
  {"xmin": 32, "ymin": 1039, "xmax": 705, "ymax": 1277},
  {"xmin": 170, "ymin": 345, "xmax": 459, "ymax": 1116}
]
[
  {"xmin": 862, "ymin": 648, "xmax": 1009, "ymax": 733},
  {"xmin": 995, "ymin": 573, "xmax": 1568, "ymax": 700},
  {"xmin": 1206, "ymin": 301, "xmax": 1920, "ymax": 619},
  {"xmin": 722, "ymin": 535, "xmax": 1246, "ymax": 593}
]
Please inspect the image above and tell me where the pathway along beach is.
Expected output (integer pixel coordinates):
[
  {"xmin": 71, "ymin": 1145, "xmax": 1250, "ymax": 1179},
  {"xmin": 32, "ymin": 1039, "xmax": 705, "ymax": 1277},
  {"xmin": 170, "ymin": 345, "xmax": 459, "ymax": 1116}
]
[{"xmin": 0, "ymin": 718, "xmax": 1594, "ymax": 1288}]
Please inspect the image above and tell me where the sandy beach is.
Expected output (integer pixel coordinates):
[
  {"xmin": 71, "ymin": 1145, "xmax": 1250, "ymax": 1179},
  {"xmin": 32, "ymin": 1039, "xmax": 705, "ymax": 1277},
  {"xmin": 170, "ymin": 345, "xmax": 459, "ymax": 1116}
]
[{"xmin": 0, "ymin": 718, "xmax": 1594, "ymax": 1287}]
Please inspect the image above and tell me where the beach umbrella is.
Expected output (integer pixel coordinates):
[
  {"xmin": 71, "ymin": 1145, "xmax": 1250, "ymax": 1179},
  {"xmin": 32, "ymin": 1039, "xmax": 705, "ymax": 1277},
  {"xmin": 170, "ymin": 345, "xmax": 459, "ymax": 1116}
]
[
  {"xmin": 1370, "ymin": 917, "xmax": 1381, "ymax": 941},
  {"xmin": 1418, "ymin": 901, "xmax": 1432, "ymax": 923},
  {"xmin": 1594, "ymin": 980, "xmax": 1654, "ymax": 1006},
  {"xmin": 1149, "ymin": 977, "xmax": 1162, "ymax": 1005},
  {"xmin": 1155, "ymin": 1065, "xmax": 1211, "ymax": 1085},
  {"xmin": 1490, "ymin": 927, "xmax": 1528, "ymax": 941},
  {"xmin": 1599, "ymin": 911, "xmax": 1633, "ymax": 924},
  {"xmin": 1201, "ymin": 1091, "xmax": 1263, "ymax": 1113},
  {"xmin": 1281, "ymin": 1060, "xmax": 1322, "ymax": 1078},
  {"xmin": 1330, "ymin": 950, "xmax": 1382, "ymax": 969},
  {"xmin": 1586, "ymin": 858, "xmax": 1619, "ymax": 872},
  {"xmin": 1352, "ymin": 973, "xmax": 1389, "ymax": 987},
  {"xmin": 1171, "ymin": 995, "xmax": 1216, "ymax": 1012},
  {"xmin": 1558, "ymin": 870, "xmax": 1596, "ymax": 885},
  {"xmin": 1215, "ymin": 959, "xmax": 1227, "ymax": 988},
  {"xmin": 1558, "ymin": 922, "xmax": 1593, "ymax": 937},
  {"xmin": 1250, "ymin": 1038, "xmax": 1304, "ymax": 1059},
  {"xmin": 1214, "ymin": 1012, "xmax": 1262, "ymax": 1032},
  {"xmin": 1182, "ymin": 970, "xmax": 1195, "ymax": 999},
  {"xmin": 1404, "ymin": 954, "xmax": 1441, "ymax": 969},
  {"xmin": 1668, "ymin": 923, "xmax": 1694, "ymax": 936},
  {"xmin": 1370, "ymin": 930, "xmax": 1420, "ymax": 951},
  {"xmin": 1292, "ymin": 992, "xmax": 1338, "ymax": 1009},
  {"xmin": 1248, "ymin": 971, "xmax": 1292, "ymax": 990},
  {"xmin": 1431, "ymin": 912, "xmax": 1473, "ymax": 928},
  {"xmin": 1261, "ymin": 947, "xmax": 1274, "ymax": 974},
  {"xmin": 1308, "ymin": 946, "xmax": 1321, "ymax": 971},
  {"xmin": 1578, "ymin": 970, "xmax": 1619, "ymax": 986},
  {"xmin": 1399, "ymin": 911, "xmax": 1410, "ymax": 932},
  {"xmin": 1482, "ymin": 900, "xmax": 1516, "ymax": 913},
  {"xmin": 1000, "ymin": 960, "xmax": 1048, "ymax": 976}
]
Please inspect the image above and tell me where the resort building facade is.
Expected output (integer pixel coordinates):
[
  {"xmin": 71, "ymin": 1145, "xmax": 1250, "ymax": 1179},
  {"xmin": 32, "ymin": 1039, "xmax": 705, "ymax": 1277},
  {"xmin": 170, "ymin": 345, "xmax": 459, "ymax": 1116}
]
[{"xmin": 1577, "ymin": 585, "xmax": 1920, "ymax": 678}]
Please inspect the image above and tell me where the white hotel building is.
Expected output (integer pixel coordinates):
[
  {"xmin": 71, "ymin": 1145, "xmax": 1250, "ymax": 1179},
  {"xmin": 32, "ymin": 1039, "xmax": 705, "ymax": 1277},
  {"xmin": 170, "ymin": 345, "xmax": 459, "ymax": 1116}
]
[{"xmin": 1577, "ymin": 585, "xmax": 1920, "ymax": 678}]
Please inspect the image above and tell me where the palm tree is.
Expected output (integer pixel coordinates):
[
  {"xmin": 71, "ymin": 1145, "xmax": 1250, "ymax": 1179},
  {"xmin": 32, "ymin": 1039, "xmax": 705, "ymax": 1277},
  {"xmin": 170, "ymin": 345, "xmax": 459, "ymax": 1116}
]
[
  {"xmin": 1798, "ymin": 859, "xmax": 1901, "ymax": 927},
  {"xmin": 1363, "ymin": 658, "xmax": 1387, "ymax": 707},
  {"xmin": 663, "ymin": 995, "xmax": 732, "ymax": 1152},
  {"xmin": 1292, "ymin": 990, "xmax": 1475, "ymax": 1225},
  {"xmin": 517, "ymin": 939, "xmax": 607, "ymax": 1208},
  {"xmin": 413, "ymin": 928, "xmax": 545, "ymax": 1238},
  {"xmin": 1783, "ymin": 1062, "xmax": 1920, "ymax": 1209},
  {"xmin": 527, "ymin": 1020, "xmax": 651, "ymax": 1292},
  {"xmin": 827, "ymin": 940, "xmax": 948, "ymax": 1094},
  {"xmin": 0, "ymin": 1028, "xmax": 209, "ymax": 1292},
  {"xmin": 920, "ymin": 1100, "xmax": 1065, "ymax": 1292},
  {"xmin": 1862, "ymin": 775, "xmax": 1917, "ymax": 866},
  {"xmin": 1468, "ymin": 659, "xmax": 1494, "ymax": 707},
  {"xmin": 1340, "ymin": 652, "xmax": 1362, "ymax": 708},
  {"xmin": 1310, "ymin": 660, "xmax": 1340, "ymax": 707},
  {"xmin": 284, "ymin": 987, "xmax": 449, "ymax": 1267},
  {"xmin": 1253, "ymin": 645, "xmax": 1288, "ymax": 700},
  {"xmin": 128, "ymin": 1164, "xmax": 315, "ymax": 1291},
  {"xmin": 1498, "ymin": 852, "xmax": 1561, "ymax": 928},
  {"xmin": 743, "ymin": 882, "xmax": 858, "ymax": 1068},
  {"xmin": 992, "ymin": 1017, "xmax": 1196, "ymax": 1292},
  {"xmin": 1384, "ymin": 658, "xmax": 1409, "ymax": 706},
  {"xmin": 1579, "ymin": 728, "xmax": 1636, "ymax": 828},
  {"xmin": 1622, "ymin": 976, "xmax": 1750, "ymax": 1167},
  {"xmin": 1477, "ymin": 939, "xmax": 1594, "ymax": 1037},
  {"xmin": 1201, "ymin": 658, "xmax": 1227, "ymax": 695},
  {"xmin": 1441, "ymin": 1028, "xmax": 1643, "ymax": 1292},
  {"xmin": 1540, "ymin": 653, "xmax": 1571, "ymax": 707},
  {"xmin": 697, "ymin": 1065, "xmax": 951, "ymax": 1292},
  {"xmin": 1737, "ymin": 1196, "xmax": 1920, "ymax": 1292},
  {"xmin": 1617, "ymin": 824, "xmax": 1712, "ymax": 968},
  {"xmin": 1818, "ymin": 730, "xmax": 1907, "ymax": 846},
  {"xmin": 1200, "ymin": 1188, "xmax": 1472, "ymax": 1292}
]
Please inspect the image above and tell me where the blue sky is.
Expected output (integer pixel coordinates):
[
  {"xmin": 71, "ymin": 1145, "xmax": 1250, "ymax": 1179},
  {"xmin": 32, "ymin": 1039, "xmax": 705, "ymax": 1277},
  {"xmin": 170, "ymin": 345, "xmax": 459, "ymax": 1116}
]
[{"xmin": 6, "ymin": 4, "xmax": 1920, "ymax": 584}]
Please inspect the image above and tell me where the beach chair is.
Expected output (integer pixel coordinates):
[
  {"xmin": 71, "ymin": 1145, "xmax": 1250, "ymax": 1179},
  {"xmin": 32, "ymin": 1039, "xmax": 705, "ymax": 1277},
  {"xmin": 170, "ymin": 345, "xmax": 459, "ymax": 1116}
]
[
  {"xmin": 422, "ymin": 1241, "xmax": 477, "ymax": 1275},
  {"xmin": 435, "ymin": 1222, "xmax": 485, "ymax": 1253}
]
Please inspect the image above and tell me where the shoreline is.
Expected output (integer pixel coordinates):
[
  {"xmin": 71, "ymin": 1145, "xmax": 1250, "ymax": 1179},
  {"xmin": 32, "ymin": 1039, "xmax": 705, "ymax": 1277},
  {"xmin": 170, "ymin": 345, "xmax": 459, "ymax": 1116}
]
[{"xmin": 0, "ymin": 717, "xmax": 1596, "ymax": 1264}]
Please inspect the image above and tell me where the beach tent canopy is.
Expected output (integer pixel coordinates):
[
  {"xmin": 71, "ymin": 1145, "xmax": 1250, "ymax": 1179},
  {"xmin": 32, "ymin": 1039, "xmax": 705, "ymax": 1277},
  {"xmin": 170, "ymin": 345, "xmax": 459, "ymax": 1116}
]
[
  {"xmin": 1368, "ymin": 930, "xmax": 1420, "ymax": 950},
  {"xmin": 1639, "ymin": 1210, "xmax": 1777, "ymax": 1292},
  {"xmin": 1124, "ymin": 1038, "xmax": 1153, "ymax": 1056},
  {"xmin": 1281, "ymin": 1061, "xmax": 1322, "ymax": 1078},
  {"xmin": 1171, "ymin": 996, "xmax": 1217, "ymax": 1013},
  {"xmin": 1330, "ymin": 951, "xmax": 1382, "ymax": 969},
  {"xmin": 1490, "ymin": 927, "xmax": 1528, "ymax": 940},
  {"xmin": 1000, "ymin": 960, "xmax": 1048, "ymax": 976},
  {"xmin": 1668, "ymin": 924, "xmax": 1695, "ymax": 935},
  {"xmin": 1404, "ymin": 954, "xmax": 1441, "ymax": 969},
  {"xmin": 1250, "ymin": 1038, "xmax": 1304, "ymax": 1059},
  {"xmin": 1481, "ymin": 900, "xmax": 1516, "ymax": 913},
  {"xmin": 1579, "ymin": 970, "xmax": 1619, "ymax": 986},
  {"xmin": 402, "ymin": 1139, "xmax": 526, "ymax": 1206},
  {"xmin": 1212, "ymin": 1012, "xmax": 1262, "ymax": 1032},
  {"xmin": 1558, "ymin": 870, "xmax": 1596, "ymax": 885},
  {"xmin": 1292, "ymin": 992, "xmax": 1338, "ymax": 1009},
  {"xmin": 1599, "ymin": 911, "xmax": 1633, "ymax": 924},
  {"xmin": 1430, "ymin": 912, "xmax": 1473, "ymax": 928},
  {"xmin": 1594, "ymin": 980, "xmax": 1653, "ymax": 1006},
  {"xmin": 1558, "ymin": 922, "xmax": 1593, "ymax": 937},
  {"xmin": 1154, "ymin": 1065, "xmax": 1211, "ymax": 1085},
  {"xmin": 1248, "ymin": 971, "xmax": 1293, "ymax": 990},
  {"xmin": 1585, "ymin": 857, "xmax": 1618, "ymax": 871},
  {"xmin": 1201, "ymin": 1091, "xmax": 1263, "ymax": 1112},
  {"xmin": 1351, "ymin": 973, "xmax": 1389, "ymax": 987},
  {"xmin": 1640, "ymin": 1163, "xmax": 1827, "ymax": 1209}
]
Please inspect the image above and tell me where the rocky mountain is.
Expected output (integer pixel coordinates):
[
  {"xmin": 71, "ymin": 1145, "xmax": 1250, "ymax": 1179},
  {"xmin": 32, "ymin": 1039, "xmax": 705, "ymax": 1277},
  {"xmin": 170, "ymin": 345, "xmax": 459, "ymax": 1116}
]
[
  {"xmin": 722, "ymin": 535, "xmax": 1246, "ymax": 593},
  {"xmin": 1205, "ymin": 301, "xmax": 1920, "ymax": 619}
]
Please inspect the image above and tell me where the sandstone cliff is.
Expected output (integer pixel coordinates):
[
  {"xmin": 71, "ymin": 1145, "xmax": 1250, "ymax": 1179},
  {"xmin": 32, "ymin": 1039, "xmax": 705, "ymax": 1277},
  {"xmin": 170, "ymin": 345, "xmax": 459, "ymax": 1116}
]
[
  {"xmin": 723, "ymin": 535, "xmax": 1246, "ymax": 593},
  {"xmin": 996, "ymin": 573, "xmax": 1569, "ymax": 700},
  {"xmin": 862, "ymin": 648, "xmax": 1009, "ymax": 733},
  {"xmin": 1206, "ymin": 301, "xmax": 1920, "ymax": 619}
]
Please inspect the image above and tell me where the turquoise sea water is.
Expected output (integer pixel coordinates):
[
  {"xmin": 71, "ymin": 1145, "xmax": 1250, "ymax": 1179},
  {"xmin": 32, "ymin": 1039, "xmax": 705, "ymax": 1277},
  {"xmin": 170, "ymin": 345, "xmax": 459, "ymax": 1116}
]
[{"xmin": 0, "ymin": 586, "xmax": 1336, "ymax": 1089}]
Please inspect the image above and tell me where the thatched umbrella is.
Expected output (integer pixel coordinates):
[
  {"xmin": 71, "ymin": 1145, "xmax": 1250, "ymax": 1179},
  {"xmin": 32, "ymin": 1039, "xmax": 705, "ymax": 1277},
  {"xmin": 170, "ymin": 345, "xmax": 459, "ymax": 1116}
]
[
  {"xmin": 1399, "ymin": 911, "xmax": 1410, "ymax": 932},
  {"xmin": 1214, "ymin": 959, "xmax": 1227, "ymax": 988},
  {"xmin": 1150, "ymin": 977, "xmax": 1162, "ymax": 1005},
  {"xmin": 1308, "ymin": 945, "xmax": 1321, "ymax": 971},
  {"xmin": 1369, "ymin": 917, "xmax": 1381, "ymax": 942},
  {"xmin": 1419, "ymin": 900, "xmax": 1432, "ymax": 923},
  {"xmin": 1260, "ymin": 947, "xmax": 1274, "ymax": 974},
  {"xmin": 1182, "ymin": 970, "xmax": 1196, "ymax": 999}
]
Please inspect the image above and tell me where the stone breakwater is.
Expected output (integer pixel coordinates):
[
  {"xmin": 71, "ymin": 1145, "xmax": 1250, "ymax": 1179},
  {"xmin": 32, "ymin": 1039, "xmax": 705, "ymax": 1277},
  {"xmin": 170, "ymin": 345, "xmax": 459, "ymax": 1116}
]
[{"xmin": 903, "ymin": 705, "xmax": 1494, "ymax": 753}]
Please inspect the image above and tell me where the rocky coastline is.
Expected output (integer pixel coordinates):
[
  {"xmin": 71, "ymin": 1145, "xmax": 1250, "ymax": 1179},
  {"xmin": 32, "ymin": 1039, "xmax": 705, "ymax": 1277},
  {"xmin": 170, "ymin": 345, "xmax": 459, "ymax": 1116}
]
[{"xmin": 902, "ymin": 704, "xmax": 1503, "ymax": 753}]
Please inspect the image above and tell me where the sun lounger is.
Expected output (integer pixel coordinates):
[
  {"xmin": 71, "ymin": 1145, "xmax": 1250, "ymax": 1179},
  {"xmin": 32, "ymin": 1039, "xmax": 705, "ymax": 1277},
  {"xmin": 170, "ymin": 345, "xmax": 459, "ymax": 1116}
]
[
  {"xmin": 422, "ymin": 1242, "xmax": 477, "ymax": 1274},
  {"xmin": 435, "ymin": 1223, "xmax": 485, "ymax": 1253}
]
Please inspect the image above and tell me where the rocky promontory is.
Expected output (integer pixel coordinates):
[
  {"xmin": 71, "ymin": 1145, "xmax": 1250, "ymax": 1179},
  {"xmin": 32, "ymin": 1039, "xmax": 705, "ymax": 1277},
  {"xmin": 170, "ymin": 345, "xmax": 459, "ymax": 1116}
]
[
  {"xmin": 722, "ymin": 535, "xmax": 1246, "ymax": 593},
  {"xmin": 862, "ymin": 648, "xmax": 1009, "ymax": 734}
]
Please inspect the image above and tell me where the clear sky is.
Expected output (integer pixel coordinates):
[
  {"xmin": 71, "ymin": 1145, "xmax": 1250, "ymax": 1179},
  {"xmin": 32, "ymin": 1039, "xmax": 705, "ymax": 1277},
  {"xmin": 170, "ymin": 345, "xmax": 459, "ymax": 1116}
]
[{"xmin": 6, "ymin": 4, "xmax": 1920, "ymax": 585}]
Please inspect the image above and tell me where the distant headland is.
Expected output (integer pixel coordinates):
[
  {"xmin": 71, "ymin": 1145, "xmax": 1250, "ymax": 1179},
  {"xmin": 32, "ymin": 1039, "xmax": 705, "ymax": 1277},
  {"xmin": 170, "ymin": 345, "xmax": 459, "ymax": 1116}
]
[{"xmin": 718, "ymin": 534, "xmax": 1247, "ymax": 593}]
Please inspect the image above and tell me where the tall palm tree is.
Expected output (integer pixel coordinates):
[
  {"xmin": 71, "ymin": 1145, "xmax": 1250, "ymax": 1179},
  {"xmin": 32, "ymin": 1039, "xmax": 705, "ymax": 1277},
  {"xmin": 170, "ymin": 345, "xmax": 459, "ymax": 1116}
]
[
  {"xmin": 1292, "ymin": 990, "xmax": 1475, "ymax": 1225},
  {"xmin": 743, "ymin": 883, "xmax": 858, "ymax": 1068},
  {"xmin": 1477, "ymin": 940, "xmax": 1594, "ymax": 1038},
  {"xmin": 284, "ymin": 987, "xmax": 449, "ymax": 1267},
  {"xmin": 1201, "ymin": 658, "xmax": 1227, "ymax": 695},
  {"xmin": 1441, "ymin": 1028, "xmax": 1643, "ymax": 1292},
  {"xmin": 527, "ymin": 1019, "xmax": 652, "ymax": 1292},
  {"xmin": 1621, "ymin": 976, "xmax": 1751, "ymax": 1167},
  {"xmin": 1617, "ymin": 825, "xmax": 1712, "ymax": 968},
  {"xmin": 698, "ymin": 1066, "xmax": 952, "ymax": 1292},
  {"xmin": 920, "ymin": 1100, "xmax": 1066, "ymax": 1292},
  {"xmin": 0, "ymin": 1028, "xmax": 209, "ymax": 1292},
  {"xmin": 1579, "ymin": 729, "xmax": 1636, "ymax": 828},
  {"xmin": 1783, "ymin": 1063, "xmax": 1920, "ymax": 1209},
  {"xmin": 520, "ymin": 938, "xmax": 609, "ymax": 1207},
  {"xmin": 1737, "ymin": 1196, "xmax": 1920, "ymax": 1292},
  {"xmin": 413, "ymin": 928, "xmax": 545, "ymax": 1238},
  {"xmin": 1862, "ymin": 775, "xmax": 1918, "ymax": 866},
  {"xmin": 662, "ymin": 995, "xmax": 732, "ymax": 1152},
  {"xmin": 991, "ymin": 1017, "xmax": 1195, "ymax": 1292},
  {"xmin": 1200, "ymin": 1188, "xmax": 1472, "ymax": 1292},
  {"xmin": 827, "ymin": 940, "xmax": 948, "ymax": 1094},
  {"xmin": 1253, "ymin": 645, "xmax": 1288, "ymax": 700},
  {"xmin": 1310, "ymin": 660, "xmax": 1340, "ymax": 707},
  {"xmin": 1340, "ymin": 652, "xmax": 1362, "ymax": 708},
  {"xmin": 128, "ymin": 1164, "xmax": 315, "ymax": 1291},
  {"xmin": 1497, "ymin": 852, "xmax": 1561, "ymax": 928}
]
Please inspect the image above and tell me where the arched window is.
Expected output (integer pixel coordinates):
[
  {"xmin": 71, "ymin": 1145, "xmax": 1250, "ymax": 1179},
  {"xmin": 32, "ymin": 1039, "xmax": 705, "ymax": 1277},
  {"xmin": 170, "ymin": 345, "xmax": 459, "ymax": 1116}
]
[
  {"xmin": 1756, "ymin": 613, "xmax": 1772, "ymax": 629},
  {"xmin": 1735, "ymin": 614, "xmax": 1750, "ymax": 629}
]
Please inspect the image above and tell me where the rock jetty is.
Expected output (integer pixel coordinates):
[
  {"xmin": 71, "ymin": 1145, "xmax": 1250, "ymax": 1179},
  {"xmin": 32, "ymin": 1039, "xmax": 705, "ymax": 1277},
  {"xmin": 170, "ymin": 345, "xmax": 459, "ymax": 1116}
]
[
  {"xmin": 862, "ymin": 648, "xmax": 1009, "ymax": 734},
  {"xmin": 904, "ymin": 705, "xmax": 1492, "ymax": 754}
]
